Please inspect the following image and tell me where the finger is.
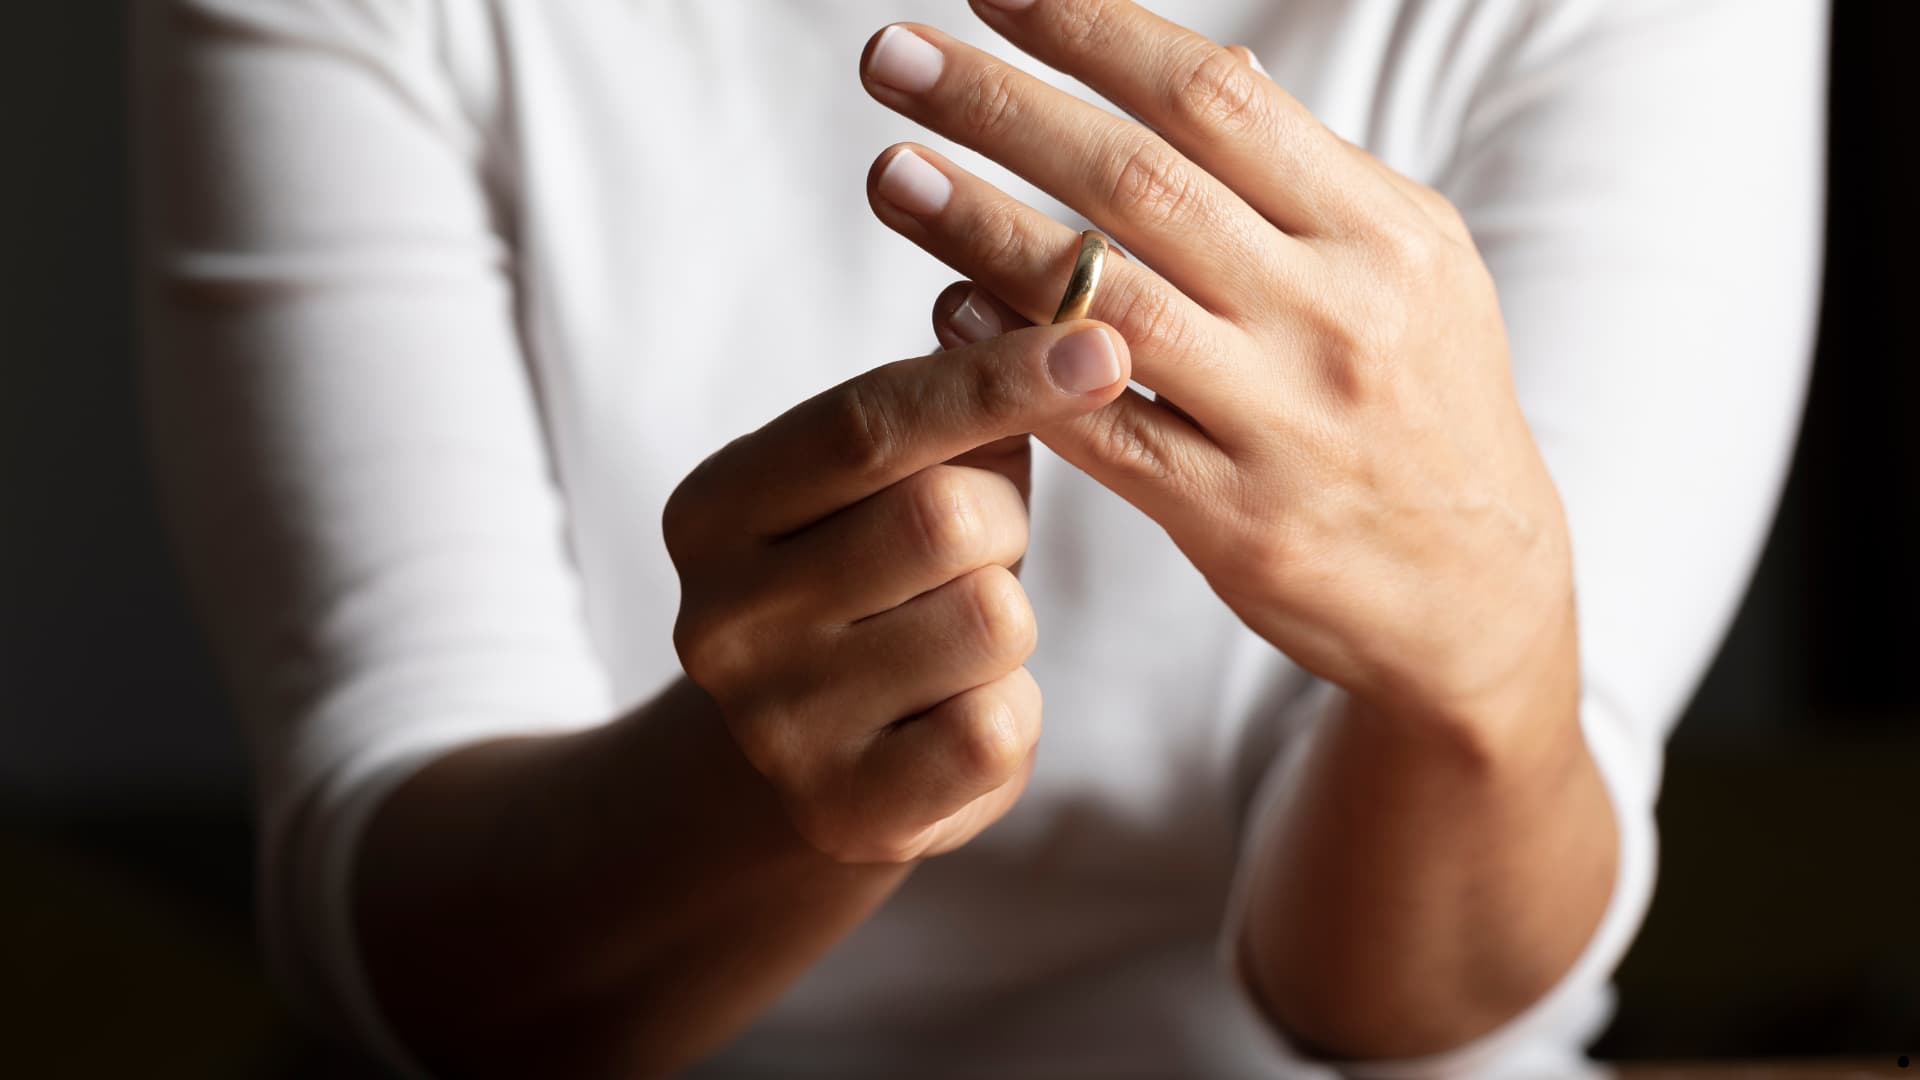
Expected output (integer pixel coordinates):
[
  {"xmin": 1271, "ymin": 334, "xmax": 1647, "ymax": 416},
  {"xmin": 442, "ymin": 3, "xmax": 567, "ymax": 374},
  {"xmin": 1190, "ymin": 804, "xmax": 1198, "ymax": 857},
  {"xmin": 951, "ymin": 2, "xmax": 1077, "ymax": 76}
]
[
  {"xmin": 932, "ymin": 278, "xmax": 1032, "ymax": 351},
  {"xmin": 860, "ymin": 21, "xmax": 1287, "ymax": 311},
  {"xmin": 925, "ymin": 284, "xmax": 1040, "ymax": 507},
  {"xmin": 932, "ymin": 281, "xmax": 1230, "ymax": 520},
  {"xmin": 944, "ymin": 434, "xmax": 1034, "ymax": 525},
  {"xmin": 824, "ymin": 564, "xmax": 1036, "ymax": 723},
  {"xmin": 871, "ymin": 141, "xmax": 1259, "ymax": 439},
  {"xmin": 736, "ymin": 563, "xmax": 1036, "ymax": 814},
  {"xmin": 1225, "ymin": 45, "xmax": 1268, "ymax": 80},
  {"xmin": 934, "ymin": 276, "xmax": 1216, "ymax": 443},
  {"xmin": 772, "ymin": 463, "xmax": 1029, "ymax": 623},
  {"xmin": 853, "ymin": 665, "xmax": 1041, "ymax": 855},
  {"xmin": 965, "ymin": 0, "xmax": 1384, "ymax": 236},
  {"xmin": 695, "ymin": 319, "xmax": 1130, "ymax": 540},
  {"xmin": 1225, "ymin": 41, "xmax": 1463, "ymax": 244},
  {"xmin": 930, "ymin": 259, "xmax": 1132, "ymax": 353}
]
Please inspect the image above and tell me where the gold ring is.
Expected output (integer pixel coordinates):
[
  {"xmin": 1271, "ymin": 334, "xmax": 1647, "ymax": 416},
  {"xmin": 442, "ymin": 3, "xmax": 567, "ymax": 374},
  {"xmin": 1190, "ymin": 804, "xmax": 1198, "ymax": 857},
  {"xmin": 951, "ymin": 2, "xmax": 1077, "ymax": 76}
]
[{"xmin": 1051, "ymin": 230, "xmax": 1110, "ymax": 324}]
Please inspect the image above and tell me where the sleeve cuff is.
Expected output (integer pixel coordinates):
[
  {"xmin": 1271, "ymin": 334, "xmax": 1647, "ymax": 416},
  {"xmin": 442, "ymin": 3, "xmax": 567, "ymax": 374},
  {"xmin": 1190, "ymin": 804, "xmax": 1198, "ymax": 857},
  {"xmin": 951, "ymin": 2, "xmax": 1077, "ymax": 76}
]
[{"xmin": 261, "ymin": 714, "xmax": 604, "ymax": 1080}]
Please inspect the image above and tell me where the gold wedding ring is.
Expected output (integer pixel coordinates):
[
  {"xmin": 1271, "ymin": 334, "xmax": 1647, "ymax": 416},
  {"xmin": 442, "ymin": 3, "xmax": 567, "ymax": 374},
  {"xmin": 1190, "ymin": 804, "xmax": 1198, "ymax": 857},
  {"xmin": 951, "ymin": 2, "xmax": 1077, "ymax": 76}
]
[{"xmin": 1051, "ymin": 229, "xmax": 1111, "ymax": 324}]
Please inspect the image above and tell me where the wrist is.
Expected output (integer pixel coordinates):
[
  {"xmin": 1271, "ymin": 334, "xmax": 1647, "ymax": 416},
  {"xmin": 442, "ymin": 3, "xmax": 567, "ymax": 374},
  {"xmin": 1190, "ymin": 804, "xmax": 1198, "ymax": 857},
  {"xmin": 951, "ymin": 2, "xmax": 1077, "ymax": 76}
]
[
  {"xmin": 594, "ymin": 677, "xmax": 841, "ymax": 870},
  {"xmin": 1340, "ymin": 597, "xmax": 1583, "ymax": 777}
]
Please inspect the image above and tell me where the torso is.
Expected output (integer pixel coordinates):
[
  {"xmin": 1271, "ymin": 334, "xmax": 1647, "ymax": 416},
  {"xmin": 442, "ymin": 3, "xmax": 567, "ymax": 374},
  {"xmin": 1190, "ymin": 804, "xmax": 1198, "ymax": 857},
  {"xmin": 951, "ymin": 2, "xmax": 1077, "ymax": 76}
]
[{"xmin": 439, "ymin": 3, "xmax": 1536, "ymax": 1073}]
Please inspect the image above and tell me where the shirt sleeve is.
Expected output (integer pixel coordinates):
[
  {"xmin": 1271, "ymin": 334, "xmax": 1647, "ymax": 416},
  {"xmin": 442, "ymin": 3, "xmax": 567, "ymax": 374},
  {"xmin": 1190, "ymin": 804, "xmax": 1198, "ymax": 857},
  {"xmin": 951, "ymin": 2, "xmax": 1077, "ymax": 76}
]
[
  {"xmin": 130, "ymin": 2, "xmax": 613, "ymax": 1073},
  {"xmin": 1221, "ymin": 0, "xmax": 1826, "ymax": 1075}
]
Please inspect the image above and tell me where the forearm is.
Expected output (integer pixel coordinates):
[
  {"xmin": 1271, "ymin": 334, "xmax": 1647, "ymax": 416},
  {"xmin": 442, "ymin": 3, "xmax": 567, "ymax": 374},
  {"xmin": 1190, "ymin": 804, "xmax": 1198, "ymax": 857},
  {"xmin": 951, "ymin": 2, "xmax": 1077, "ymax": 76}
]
[
  {"xmin": 353, "ymin": 676, "xmax": 912, "ymax": 1078},
  {"xmin": 1234, "ymin": 628, "xmax": 1619, "ymax": 1061}
]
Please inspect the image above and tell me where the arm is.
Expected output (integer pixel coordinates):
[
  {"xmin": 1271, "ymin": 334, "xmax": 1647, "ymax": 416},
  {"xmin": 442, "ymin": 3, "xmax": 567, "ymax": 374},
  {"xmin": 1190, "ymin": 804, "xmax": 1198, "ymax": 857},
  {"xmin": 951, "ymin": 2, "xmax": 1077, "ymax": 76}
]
[
  {"xmin": 1234, "ymin": 659, "xmax": 1619, "ymax": 1059},
  {"xmin": 855, "ymin": 0, "xmax": 1821, "ymax": 1067},
  {"xmin": 1234, "ymin": 0, "xmax": 1826, "ymax": 1064},
  {"xmin": 357, "ymin": 313, "xmax": 1132, "ymax": 1076},
  {"xmin": 353, "ymin": 679, "xmax": 911, "ymax": 1076},
  {"xmin": 131, "ymin": 1, "xmax": 622, "ymax": 1067},
  {"xmin": 133, "ymin": 2, "xmax": 1132, "ymax": 1074}
]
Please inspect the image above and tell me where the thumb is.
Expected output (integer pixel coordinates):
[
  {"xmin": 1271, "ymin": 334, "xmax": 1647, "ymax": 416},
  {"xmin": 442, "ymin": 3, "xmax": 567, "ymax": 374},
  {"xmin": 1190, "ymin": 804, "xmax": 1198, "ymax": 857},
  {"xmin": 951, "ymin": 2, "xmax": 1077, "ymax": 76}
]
[
  {"xmin": 928, "ymin": 281, "xmax": 1130, "ymax": 423},
  {"xmin": 931, "ymin": 283, "xmax": 1214, "ymax": 533},
  {"xmin": 932, "ymin": 281, "xmax": 1036, "ymax": 505}
]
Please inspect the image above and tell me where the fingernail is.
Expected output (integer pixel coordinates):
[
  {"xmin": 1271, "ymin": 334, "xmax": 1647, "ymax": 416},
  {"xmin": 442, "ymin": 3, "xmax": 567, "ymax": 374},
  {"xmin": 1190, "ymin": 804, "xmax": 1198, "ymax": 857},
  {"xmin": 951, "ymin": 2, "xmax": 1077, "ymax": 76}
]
[
  {"xmin": 1046, "ymin": 327, "xmax": 1120, "ymax": 395},
  {"xmin": 867, "ymin": 25, "xmax": 944, "ymax": 93},
  {"xmin": 949, "ymin": 289, "xmax": 1003, "ymax": 343},
  {"xmin": 978, "ymin": 0, "xmax": 1039, "ymax": 10},
  {"xmin": 1247, "ymin": 51, "xmax": 1271, "ymax": 78},
  {"xmin": 876, "ymin": 148, "xmax": 952, "ymax": 216}
]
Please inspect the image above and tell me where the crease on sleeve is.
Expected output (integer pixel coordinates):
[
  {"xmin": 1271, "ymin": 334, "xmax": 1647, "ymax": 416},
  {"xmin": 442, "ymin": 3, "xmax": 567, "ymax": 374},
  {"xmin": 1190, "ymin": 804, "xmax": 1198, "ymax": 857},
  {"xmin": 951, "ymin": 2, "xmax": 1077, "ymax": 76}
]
[
  {"xmin": 274, "ymin": 737, "xmax": 468, "ymax": 1080},
  {"xmin": 273, "ymin": 695, "xmax": 603, "ymax": 1078},
  {"xmin": 131, "ymin": 2, "xmax": 608, "ymax": 1076},
  {"xmin": 1215, "ymin": 682, "xmax": 1658, "ymax": 1080},
  {"xmin": 249, "ymin": 593, "xmax": 620, "ymax": 1077}
]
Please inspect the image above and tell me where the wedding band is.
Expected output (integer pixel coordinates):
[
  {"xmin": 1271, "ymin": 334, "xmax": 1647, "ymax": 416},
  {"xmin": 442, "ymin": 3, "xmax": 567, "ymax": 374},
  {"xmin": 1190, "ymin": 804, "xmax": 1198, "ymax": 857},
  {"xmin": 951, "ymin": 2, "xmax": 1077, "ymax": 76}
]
[{"xmin": 1051, "ymin": 230, "xmax": 1110, "ymax": 324}]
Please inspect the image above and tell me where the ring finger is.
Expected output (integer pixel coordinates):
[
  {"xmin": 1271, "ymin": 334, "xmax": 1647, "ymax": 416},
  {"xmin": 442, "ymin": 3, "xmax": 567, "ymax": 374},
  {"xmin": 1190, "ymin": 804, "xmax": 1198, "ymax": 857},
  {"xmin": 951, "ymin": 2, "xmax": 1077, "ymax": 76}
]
[{"xmin": 867, "ymin": 140, "xmax": 1258, "ymax": 439}]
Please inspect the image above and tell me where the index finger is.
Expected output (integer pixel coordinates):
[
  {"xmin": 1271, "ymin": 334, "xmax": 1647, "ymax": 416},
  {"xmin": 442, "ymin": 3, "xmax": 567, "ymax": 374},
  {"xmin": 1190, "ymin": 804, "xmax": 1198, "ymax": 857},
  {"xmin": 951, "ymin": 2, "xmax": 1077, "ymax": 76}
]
[{"xmin": 697, "ymin": 320, "xmax": 1130, "ymax": 539}]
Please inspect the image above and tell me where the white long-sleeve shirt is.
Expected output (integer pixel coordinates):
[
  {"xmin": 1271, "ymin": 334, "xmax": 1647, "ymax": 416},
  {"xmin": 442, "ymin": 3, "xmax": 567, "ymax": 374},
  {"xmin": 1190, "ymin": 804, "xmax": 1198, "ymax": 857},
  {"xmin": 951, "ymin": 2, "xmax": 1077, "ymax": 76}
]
[{"xmin": 131, "ymin": 1, "xmax": 1826, "ymax": 1076}]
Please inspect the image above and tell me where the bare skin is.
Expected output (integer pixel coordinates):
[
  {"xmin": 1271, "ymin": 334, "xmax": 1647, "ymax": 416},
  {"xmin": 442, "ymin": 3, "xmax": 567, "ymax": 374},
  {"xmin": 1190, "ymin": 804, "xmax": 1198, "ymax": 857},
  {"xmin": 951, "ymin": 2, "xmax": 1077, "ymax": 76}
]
[
  {"xmin": 357, "ymin": 319, "xmax": 1132, "ymax": 1076},
  {"xmin": 857, "ymin": 0, "xmax": 1617, "ymax": 1056},
  {"xmin": 358, "ymin": 0, "xmax": 1619, "ymax": 1071}
]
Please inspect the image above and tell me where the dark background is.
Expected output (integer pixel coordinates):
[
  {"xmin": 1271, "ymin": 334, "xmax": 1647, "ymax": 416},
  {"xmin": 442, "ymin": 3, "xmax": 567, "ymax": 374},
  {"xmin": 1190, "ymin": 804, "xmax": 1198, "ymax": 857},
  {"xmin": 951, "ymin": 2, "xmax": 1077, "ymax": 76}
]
[{"xmin": 2, "ymin": 3, "xmax": 1913, "ymax": 1076}]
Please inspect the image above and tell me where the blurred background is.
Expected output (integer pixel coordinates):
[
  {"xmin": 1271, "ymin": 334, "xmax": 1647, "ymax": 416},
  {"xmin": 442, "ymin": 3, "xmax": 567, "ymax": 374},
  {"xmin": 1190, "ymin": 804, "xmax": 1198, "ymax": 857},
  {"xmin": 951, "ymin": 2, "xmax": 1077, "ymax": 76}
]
[{"xmin": 2, "ymin": 3, "xmax": 1913, "ymax": 1077}]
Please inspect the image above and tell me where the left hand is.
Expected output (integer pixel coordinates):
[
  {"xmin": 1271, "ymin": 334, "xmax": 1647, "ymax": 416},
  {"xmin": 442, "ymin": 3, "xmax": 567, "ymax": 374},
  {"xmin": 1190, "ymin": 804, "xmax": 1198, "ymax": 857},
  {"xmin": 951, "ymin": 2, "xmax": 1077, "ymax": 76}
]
[{"xmin": 859, "ymin": 0, "xmax": 1579, "ymax": 740}]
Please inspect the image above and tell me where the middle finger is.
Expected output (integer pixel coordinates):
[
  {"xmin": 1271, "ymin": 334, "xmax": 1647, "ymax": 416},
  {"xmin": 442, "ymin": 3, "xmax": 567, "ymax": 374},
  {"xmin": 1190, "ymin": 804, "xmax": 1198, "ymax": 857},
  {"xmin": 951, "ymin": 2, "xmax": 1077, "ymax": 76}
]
[
  {"xmin": 860, "ymin": 22, "xmax": 1286, "ymax": 318},
  {"xmin": 867, "ymin": 141, "xmax": 1259, "ymax": 432}
]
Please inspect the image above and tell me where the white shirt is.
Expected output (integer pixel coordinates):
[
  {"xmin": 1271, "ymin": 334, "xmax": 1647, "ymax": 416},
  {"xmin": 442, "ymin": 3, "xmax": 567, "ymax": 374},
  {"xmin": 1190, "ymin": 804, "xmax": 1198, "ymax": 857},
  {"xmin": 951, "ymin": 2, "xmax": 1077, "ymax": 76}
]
[{"xmin": 131, "ymin": 1, "xmax": 1825, "ymax": 1076}]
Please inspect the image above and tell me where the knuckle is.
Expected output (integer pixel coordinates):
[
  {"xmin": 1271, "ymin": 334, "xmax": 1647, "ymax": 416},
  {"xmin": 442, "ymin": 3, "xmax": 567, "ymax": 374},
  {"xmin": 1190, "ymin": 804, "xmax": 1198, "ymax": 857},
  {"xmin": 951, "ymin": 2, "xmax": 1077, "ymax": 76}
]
[
  {"xmin": 1314, "ymin": 305, "xmax": 1401, "ymax": 408},
  {"xmin": 1091, "ymin": 402, "xmax": 1179, "ymax": 485},
  {"xmin": 1371, "ymin": 213, "xmax": 1441, "ymax": 277},
  {"xmin": 660, "ymin": 481, "xmax": 700, "ymax": 562},
  {"xmin": 791, "ymin": 798, "xmax": 922, "ymax": 865},
  {"xmin": 739, "ymin": 720, "xmax": 801, "ymax": 790},
  {"xmin": 905, "ymin": 467, "xmax": 987, "ymax": 569},
  {"xmin": 824, "ymin": 376, "xmax": 901, "ymax": 477},
  {"xmin": 1387, "ymin": 172, "xmax": 1471, "ymax": 242},
  {"xmin": 962, "ymin": 353, "xmax": 1030, "ymax": 428},
  {"xmin": 851, "ymin": 837, "xmax": 923, "ymax": 866},
  {"xmin": 963, "ymin": 566, "xmax": 1036, "ymax": 664},
  {"xmin": 1053, "ymin": 0, "xmax": 1115, "ymax": 52},
  {"xmin": 672, "ymin": 604, "xmax": 758, "ymax": 701},
  {"xmin": 971, "ymin": 197, "xmax": 1038, "ymax": 276},
  {"xmin": 856, "ymin": 826, "xmax": 933, "ymax": 865},
  {"xmin": 1169, "ymin": 45, "xmax": 1265, "ymax": 135},
  {"xmin": 952, "ymin": 695, "xmax": 1028, "ymax": 784},
  {"xmin": 733, "ymin": 691, "xmax": 818, "ymax": 790},
  {"xmin": 671, "ymin": 607, "xmax": 725, "ymax": 684},
  {"xmin": 1105, "ymin": 136, "xmax": 1202, "ymax": 230},
  {"xmin": 958, "ymin": 63, "xmax": 1022, "ymax": 141},
  {"xmin": 788, "ymin": 804, "xmax": 859, "ymax": 862},
  {"xmin": 1103, "ymin": 278, "xmax": 1196, "ymax": 359},
  {"xmin": 661, "ymin": 451, "xmax": 728, "ymax": 562}
]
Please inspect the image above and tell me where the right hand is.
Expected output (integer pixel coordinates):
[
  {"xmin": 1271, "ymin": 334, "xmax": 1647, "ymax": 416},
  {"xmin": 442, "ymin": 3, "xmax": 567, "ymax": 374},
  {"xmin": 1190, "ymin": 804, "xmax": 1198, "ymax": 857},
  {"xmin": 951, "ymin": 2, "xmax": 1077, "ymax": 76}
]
[{"xmin": 664, "ymin": 317, "xmax": 1131, "ymax": 863}]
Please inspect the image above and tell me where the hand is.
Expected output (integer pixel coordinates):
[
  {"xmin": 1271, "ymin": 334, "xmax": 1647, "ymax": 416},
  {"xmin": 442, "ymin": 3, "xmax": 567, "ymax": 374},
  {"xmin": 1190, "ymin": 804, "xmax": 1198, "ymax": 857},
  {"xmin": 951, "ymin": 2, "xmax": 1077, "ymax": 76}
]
[
  {"xmin": 861, "ymin": 1, "xmax": 1578, "ymax": 741},
  {"xmin": 664, "ymin": 320, "xmax": 1132, "ymax": 862}
]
